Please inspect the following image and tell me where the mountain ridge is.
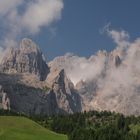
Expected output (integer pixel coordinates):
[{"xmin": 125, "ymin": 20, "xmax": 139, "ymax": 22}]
[{"xmin": 0, "ymin": 38, "xmax": 140, "ymax": 116}]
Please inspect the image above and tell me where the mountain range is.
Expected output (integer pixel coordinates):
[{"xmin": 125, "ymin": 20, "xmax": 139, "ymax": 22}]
[{"xmin": 0, "ymin": 38, "xmax": 140, "ymax": 116}]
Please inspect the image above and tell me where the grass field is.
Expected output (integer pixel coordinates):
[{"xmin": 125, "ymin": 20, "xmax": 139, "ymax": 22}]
[{"xmin": 0, "ymin": 116, "xmax": 68, "ymax": 140}]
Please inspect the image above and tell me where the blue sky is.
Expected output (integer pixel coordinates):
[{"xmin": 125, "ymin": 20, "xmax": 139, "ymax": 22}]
[
  {"xmin": 33, "ymin": 0, "xmax": 140, "ymax": 60},
  {"xmin": 1, "ymin": 0, "xmax": 140, "ymax": 61}
]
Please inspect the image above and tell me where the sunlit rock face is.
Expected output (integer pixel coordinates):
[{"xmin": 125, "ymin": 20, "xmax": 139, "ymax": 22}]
[
  {"xmin": 46, "ymin": 69, "xmax": 82, "ymax": 113},
  {"xmin": 0, "ymin": 85, "xmax": 10, "ymax": 110},
  {"xmin": 1, "ymin": 38, "xmax": 49, "ymax": 81}
]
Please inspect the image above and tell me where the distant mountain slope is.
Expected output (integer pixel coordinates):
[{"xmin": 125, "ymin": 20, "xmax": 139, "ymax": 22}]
[{"xmin": 0, "ymin": 116, "xmax": 68, "ymax": 140}]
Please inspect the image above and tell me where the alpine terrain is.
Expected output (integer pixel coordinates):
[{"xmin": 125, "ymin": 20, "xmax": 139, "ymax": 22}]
[{"xmin": 0, "ymin": 38, "xmax": 140, "ymax": 116}]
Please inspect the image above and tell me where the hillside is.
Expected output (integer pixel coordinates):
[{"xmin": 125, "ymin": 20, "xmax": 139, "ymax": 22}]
[{"xmin": 0, "ymin": 116, "xmax": 68, "ymax": 140}]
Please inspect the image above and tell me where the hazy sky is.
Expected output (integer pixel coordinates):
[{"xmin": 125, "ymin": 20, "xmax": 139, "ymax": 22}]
[{"xmin": 0, "ymin": 0, "xmax": 140, "ymax": 60}]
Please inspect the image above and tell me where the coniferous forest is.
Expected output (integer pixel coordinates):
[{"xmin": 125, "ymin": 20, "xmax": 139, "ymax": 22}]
[
  {"xmin": 33, "ymin": 111, "xmax": 140, "ymax": 140},
  {"xmin": 0, "ymin": 110, "xmax": 140, "ymax": 140}
]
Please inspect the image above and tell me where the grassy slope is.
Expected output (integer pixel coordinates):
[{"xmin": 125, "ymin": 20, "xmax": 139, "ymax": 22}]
[{"xmin": 0, "ymin": 116, "xmax": 68, "ymax": 140}]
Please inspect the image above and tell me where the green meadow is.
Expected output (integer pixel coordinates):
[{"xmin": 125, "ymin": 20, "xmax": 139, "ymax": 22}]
[{"xmin": 0, "ymin": 116, "xmax": 68, "ymax": 140}]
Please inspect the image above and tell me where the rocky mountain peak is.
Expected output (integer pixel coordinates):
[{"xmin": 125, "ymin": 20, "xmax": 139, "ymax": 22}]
[
  {"xmin": 52, "ymin": 69, "xmax": 66, "ymax": 90},
  {"xmin": 46, "ymin": 68, "xmax": 74, "ymax": 90},
  {"xmin": 20, "ymin": 38, "xmax": 40, "ymax": 53},
  {"xmin": 1, "ymin": 38, "xmax": 49, "ymax": 81},
  {"xmin": 53, "ymin": 69, "xmax": 74, "ymax": 93},
  {"xmin": 46, "ymin": 68, "xmax": 81, "ymax": 113}
]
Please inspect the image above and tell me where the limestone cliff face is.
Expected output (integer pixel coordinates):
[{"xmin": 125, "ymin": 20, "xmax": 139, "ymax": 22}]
[
  {"xmin": 0, "ymin": 85, "xmax": 10, "ymax": 110},
  {"xmin": 0, "ymin": 73, "xmax": 52, "ymax": 115},
  {"xmin": 1, "ymin": 38, "xmax": 49, "ymax": 81},
  {"xmin": 46, "ymin": 69, "xmax": 82, "ymax": 113}
]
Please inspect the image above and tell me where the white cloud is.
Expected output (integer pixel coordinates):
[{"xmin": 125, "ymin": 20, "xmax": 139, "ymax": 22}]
[
  {"xmin": 0, "ymin": 0, "xmax": 64, "ymax": 34},
  {"xmin": 0, "ymin": 0, "xmax": 22, "ymax": 16},
  {"xmin": 0, "ymin": 0, "xmax": 64, "ymax": 44},
  {"xmin": 107, "ymin": 29, "xmax": 130, "ymax": 48},
  {"xmin": 102, "ymin": 23, "xmax": 130, "ymax": 49},
  {"xmin": 22, "ymin": 0, "xmax": 64, "ymax": 34}
]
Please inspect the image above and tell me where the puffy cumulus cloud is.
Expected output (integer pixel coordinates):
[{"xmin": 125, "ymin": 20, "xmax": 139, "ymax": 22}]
[
  {"xmin": 107, "ymin": 29, "xmax": 130, "ymax": 48},
  {"xmin": 22, "ymin": 0, "xmax": 64, "ymax": 34},
  {"xmin": 0, "ymin": 0, "xmax": 64, "ymax": 34}
]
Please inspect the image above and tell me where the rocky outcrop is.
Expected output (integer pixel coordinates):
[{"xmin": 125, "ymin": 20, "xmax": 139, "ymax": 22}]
[
  {"xmin": 46, "ymin": 69, "xmax": 82, "ymax": 113},
  {"xmin": 0, "ymin": 85, "xmax": 10, "ymax": 110},
  {"xmin": 1, "ymin": 38, "xmax": 49, "ymax": 81},
  {"xmin": 0, "ymin": 70, "xmax": 81, "ymax": 115}
]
